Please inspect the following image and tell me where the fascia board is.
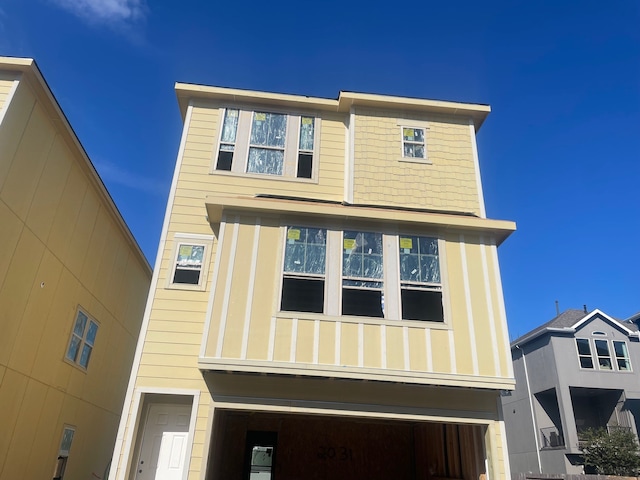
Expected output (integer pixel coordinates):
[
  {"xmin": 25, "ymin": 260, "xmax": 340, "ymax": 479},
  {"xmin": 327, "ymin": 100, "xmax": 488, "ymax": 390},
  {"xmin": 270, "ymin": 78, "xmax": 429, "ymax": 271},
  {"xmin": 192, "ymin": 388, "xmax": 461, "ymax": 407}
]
[{"xmin": 572, "ymin": 308, "xmax": 638, "ymax": 337}]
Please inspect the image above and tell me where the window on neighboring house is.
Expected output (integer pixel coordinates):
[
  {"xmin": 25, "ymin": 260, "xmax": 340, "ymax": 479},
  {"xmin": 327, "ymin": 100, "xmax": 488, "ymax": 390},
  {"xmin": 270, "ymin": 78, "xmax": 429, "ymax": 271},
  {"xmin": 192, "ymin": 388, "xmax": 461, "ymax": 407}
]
[
  {"xmin": 594, "ymin": 339, "xmax": 613, "ymax": 370},
  {"xmin": 215, "ymin": 108, "xmax": 318, "ymax": 179},
  {"xmin": 398, "ymin": 235, "xmax": 443, "ymax": 321},
  {"xmin": 173, "ymin": 244, "xmax": 205, "ymax": 285},
  {"xmin": 402, "ymin": 127, "xmax": 426, "ymax": 159},
  {"xmin": 613, "ymin": 341, "xmax": 632, "ymax": 371},
  {"xmin": 66, "ymin": 309, "xmax": 97, "ymax": 369},
  {"xmin": 216, "ymin": 108, "xmax": 239, "ymax": 171},
  {"xmin": 576, "ymin": 338, "xmax": 594, "ymax": 369},
  {"xmin": 281, "ymin": 226, "xmax": 326, "ymax": 313},
  {"xmin": 342, "ymin": 231, "xmax": 384, "ymax": 318}
]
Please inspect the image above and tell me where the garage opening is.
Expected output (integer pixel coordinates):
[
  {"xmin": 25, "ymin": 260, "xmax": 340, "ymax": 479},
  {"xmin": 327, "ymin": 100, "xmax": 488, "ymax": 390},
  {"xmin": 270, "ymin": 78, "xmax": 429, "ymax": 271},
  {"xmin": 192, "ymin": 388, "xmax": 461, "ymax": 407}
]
[{"xmin": 207, "ymin": 410, "xmax": 486, "ymax": 480}]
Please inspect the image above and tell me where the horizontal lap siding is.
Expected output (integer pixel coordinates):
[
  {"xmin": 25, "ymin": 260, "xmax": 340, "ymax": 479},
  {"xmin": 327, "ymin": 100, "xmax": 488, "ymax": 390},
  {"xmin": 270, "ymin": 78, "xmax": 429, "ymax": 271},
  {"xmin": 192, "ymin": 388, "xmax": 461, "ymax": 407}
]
[{"xmin": 353, "ymin": 108, "xmax": 481, "ymax": 215}]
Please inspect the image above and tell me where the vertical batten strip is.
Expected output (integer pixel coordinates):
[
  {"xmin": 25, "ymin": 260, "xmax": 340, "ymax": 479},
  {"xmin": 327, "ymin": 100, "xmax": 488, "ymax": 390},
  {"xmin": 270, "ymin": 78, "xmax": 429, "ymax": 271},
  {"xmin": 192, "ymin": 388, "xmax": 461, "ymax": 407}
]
[
  {"xmin": 403, "ymin": 327, "xmax": 410, "ymax": 370},
  {"xmin": 215, "ymin": 218, "xmax": 240, "ymax": 358},
  {"xmin": 290, "ymin": 318, "xmax": 298, "ymax": 362},
  {"xmin": 448, "ymin": 330, "xmax": 457, "ymax": 374},
  {"xmin": 425, "ymin": 329, "xmax": 433, "ymax": 371},
  {"xmin": 312, "ymin": 320, "xmax": 320, "ymax": 364},
  {"xmin": 459, "ymin": 235, "xmax": 479, "ymax": 375},
  {"xmin": 267, "ymin": 317, "xmax": 276, "ymax": 361},
  {"xmin": 240, "ymin": 219, "xmax": 261, "ymax": 360},
  {"xmin": 380, "ymin": 325, "xmax": 387, "ymax": 369},
  {"xmin": 334, "ymin": 322, "xmax": 341, "ymax": 365},
  {"xmin": 491, "ymin": 242, "xmax": 514, "ymax": 378},
  {"xmin": 480, "ymin": 237, "xmax": 501, "ymax": 376},
  {"xmin": 200, "ymin": 219, "xmax": 227, "ymax": 358},
  {"xmin": 357, "ymin": 323, "xmax": 364, "ymax": 367}
]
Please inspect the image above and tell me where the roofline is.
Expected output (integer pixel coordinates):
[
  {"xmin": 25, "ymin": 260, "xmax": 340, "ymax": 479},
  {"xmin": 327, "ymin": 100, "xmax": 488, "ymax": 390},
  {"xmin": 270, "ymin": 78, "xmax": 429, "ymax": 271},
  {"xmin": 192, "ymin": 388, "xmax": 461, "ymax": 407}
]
[
  {"xmin": 512, "ymin": 308, "xmax": 639, "ymax": 349},
  {"xmin": 0, "ymin": 57, "xmax": 152, "ymax": 276},
  {"xmin": 174, "ymin": 83, "xmax": 491, "ymax": 131}
]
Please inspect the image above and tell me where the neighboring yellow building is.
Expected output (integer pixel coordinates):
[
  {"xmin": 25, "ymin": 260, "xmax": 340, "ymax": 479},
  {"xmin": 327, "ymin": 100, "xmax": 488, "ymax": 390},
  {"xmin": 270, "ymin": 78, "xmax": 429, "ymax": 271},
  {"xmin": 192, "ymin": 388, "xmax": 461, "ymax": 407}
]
[
  {"xmin": 110, "ymin": 84, "xmax": 516, "ymax": 480},
  {"xmin": 0, "ymin": 58, "xmax": 151, "ymax": 479}
]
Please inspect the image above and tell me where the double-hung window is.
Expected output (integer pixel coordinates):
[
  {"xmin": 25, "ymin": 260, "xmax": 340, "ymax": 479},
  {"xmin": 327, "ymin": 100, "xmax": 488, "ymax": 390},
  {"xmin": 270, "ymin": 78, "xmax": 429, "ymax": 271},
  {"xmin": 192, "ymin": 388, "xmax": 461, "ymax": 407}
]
[
  {"xmin": 281, "ymin": 226, "xmax": 326, "ymax": 313},
  {"xmin": 342, "ymin": 231, "xmax": 384, "ymax": 317},
  {"xmin": 576, "ymin": 338, "xmax": 594, "ymax": 369},
  {"xmin": 613, "ymin": 341, "xmax": 632, "ymax": 371},
  {"xmin": 173, "ymin": 244, "xmax": 205, "ymax": 285},
  {"xmin": 398, "ymin": 236, "xmax": 443, "ymax": 321},
  {"xmin": 594, "ymin": 339, "xmax": 613, "ymax": 370},
  {"xmin": 215, "ymin": 108, "xmax": 318, "ymax": 179},
  {"xmin": 401, "ymin": 127, "xmax": 426, "ymax": 159},
  {"xmin": 66, "ymin": 309, "xmax": 98, "ymax": 369}
]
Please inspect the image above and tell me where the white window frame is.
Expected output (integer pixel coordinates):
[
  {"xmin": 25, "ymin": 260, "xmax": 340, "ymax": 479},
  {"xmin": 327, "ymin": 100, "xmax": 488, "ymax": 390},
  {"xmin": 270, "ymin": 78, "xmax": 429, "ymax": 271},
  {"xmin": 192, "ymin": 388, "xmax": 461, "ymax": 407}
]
[
  {"xmin": 396, "ymin": 119, "xmax": 430, "ymax": 164},
  {"xmin": 278, "ymin": 225, "xmax": 447, "ymax": 324},
  {"xmin": 613, "ymin": 340, "xmax": 632, "ymax": 372},
  {"xmin": 65, "ymin": 308, "xmax": 98, "ymax": 370},
  {"xmin": 575, "ymin": 338, "xmax": 595, "ymax": 369},
  {"xmin": 213, "ymin": 107, "xmax": 320, "ymax": 181},
  {"xmin": 167, "ymin": 233, "xmax": 214, "ymax": 291},
  {"xmin": 53, "ymin": 425, "xmax": 75, "ymax": 480},
  {"xmin": 594, "ymin": 338, "xmax": 613, "ymax": 370}
]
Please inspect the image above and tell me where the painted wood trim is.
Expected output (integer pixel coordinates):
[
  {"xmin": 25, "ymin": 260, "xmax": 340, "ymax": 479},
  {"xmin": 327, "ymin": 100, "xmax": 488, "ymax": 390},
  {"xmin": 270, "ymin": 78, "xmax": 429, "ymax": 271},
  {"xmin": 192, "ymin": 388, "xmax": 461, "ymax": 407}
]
[
  {"xmin": 480, "ymin": 236, "xmax": 501, "ymax": 376},
  {"xmin": 459, "ymin": 235, "xmax": 480, "ymax": 375},
  {"xmin": 215, "ymin": 218, "xmax": 240, "ymax": 357},
  {"xmin": 240, "ymin": 219, "xmax": 261, "ymax": 359}
]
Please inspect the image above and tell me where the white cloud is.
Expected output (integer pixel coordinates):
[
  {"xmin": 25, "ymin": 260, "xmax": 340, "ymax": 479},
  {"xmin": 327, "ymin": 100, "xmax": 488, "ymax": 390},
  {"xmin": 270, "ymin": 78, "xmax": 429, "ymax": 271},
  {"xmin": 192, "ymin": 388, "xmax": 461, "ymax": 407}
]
[
  {"xmin": 51, "ymin": 0, "xmax": 146, "ymax": 23},
  {"xmin": 94, "ymin": 160, "xmax": 166, "ymax": 196}
]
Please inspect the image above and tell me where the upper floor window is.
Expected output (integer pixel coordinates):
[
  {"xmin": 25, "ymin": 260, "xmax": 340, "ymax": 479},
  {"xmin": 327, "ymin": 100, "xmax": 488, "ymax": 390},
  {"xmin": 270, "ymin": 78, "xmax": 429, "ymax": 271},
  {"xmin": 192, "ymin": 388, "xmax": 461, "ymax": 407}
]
[
  {"xmin": 613, "ymin": 341, "xmax": 632, "ymax": 371},
  {"xmin": 575, "ymin": 338, "xmax": 631, "ymax": 372},
  {"xmin": 173, "ymin": 244, "xmax": 205, "ymax": 285},
  {"xmin": 66, "ymin": 309, "xmax": 98, "ymax": 369},
  {"xmin": 280, "ymin": 226, "xmax": 445, "ymax": 322},
  {"xmin": 401, "ymin": 127, "xmax": 426, "ymax": 159},
  {"xmin": 215, "ymin": 108, "xmax": 318, "ymax": 180}
]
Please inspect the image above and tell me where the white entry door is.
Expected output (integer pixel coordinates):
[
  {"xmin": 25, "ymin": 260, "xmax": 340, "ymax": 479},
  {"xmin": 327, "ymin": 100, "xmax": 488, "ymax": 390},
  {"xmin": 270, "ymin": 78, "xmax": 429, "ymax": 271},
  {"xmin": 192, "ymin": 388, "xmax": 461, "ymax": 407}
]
[{"xmin": 136, "ymin": 404, "xmax": 191, "ymax": 480}]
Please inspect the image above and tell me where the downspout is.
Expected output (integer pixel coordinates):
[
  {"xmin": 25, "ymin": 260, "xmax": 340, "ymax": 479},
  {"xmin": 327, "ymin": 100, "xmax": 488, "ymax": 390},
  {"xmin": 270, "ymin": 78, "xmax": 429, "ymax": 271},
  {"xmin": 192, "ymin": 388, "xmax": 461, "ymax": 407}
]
[{"xmin": 515, "ymin": 344, "xmax": 543, "ymax": 473}]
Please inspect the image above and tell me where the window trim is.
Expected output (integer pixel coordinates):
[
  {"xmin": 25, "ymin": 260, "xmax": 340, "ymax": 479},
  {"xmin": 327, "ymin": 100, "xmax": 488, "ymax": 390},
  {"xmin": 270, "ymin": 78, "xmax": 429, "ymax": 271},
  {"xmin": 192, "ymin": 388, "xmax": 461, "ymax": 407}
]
[
  {"xmin": 613, "ymin": 340, "xmax": 632, "ymax": 372},
  {"xmin": 167, "ymin": 233, "xmax": 214, "ymax": 291},
  {"xmin": 575, "ymin": 337, "xmax": 595, "ymax": 370},
  {"xmin": 213, "ymin": 106, "xmax": 321, "ymax": 182},
  {"xmin": 278, "ymin": 223, "xmax": 448, "ymax": 325},
  {"xmin": 65, "ymin": 308, "xmax": 99, "ymax": 371},
  {"xmin": 594, "ymin": 338, "xmax": 613, "ymax": 370},
  {"xmin": 396, "ymin": 119, "xmax": 430, "ymax": 164},
  {"xmin": 576, "ymin": 337, "xmax": 633, "ymax": 372}
]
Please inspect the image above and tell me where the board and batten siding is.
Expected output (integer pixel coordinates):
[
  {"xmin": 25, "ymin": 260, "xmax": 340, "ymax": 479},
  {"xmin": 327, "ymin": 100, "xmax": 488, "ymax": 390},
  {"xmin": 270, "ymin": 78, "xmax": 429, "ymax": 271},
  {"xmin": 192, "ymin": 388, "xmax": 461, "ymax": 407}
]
[
  {"xmin": 353, "ymin": 108, "xmax": 482, "ymax": 216},
  {"xmin": 200, "ymin": 216, "xmax": 512, "ymax": 385}
]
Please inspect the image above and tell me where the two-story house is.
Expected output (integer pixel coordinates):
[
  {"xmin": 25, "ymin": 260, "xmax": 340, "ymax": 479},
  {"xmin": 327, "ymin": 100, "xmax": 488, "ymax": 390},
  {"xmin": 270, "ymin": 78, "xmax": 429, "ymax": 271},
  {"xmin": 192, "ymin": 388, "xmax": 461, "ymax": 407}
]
[
  {"xmin": 502, "ymin": 308, "xmax": 640, "ymax": 474},
  {"xmin": 0, "ymin": 58, "xmax": 151, "ymax": 479},
  {"xmin": 109, "ymin": 84, "xmax": 516, "ymax": 480}
]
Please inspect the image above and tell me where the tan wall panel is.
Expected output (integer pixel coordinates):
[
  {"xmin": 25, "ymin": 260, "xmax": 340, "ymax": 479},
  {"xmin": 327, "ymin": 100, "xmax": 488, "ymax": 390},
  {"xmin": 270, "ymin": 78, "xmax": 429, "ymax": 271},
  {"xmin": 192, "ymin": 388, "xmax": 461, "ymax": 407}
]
[
  {"xmin": 430, "ymin": 329, "xmax": 451, "ymax": 373},
  {"xmin": 273, "ymin": 318, "xmax": 293, "ymax": 362},
  {"xmin": 0, "ymin": 201, "xmax": 23, "ymax": 291},
  {"xmin": 408, "ymin": 327, "xmax": 427, "ymax": 371},
  {"xmin": 0, "ymin": 80, "xmax": 35, "ymax": 184},
  {"xmin": 62, "ymin": 183, "xmax": 99, "ymax": 277},
  {"xmin": 317, "ymin": 320, "xmax": 336, "ymax": 365},
  {"xmin": 295, "ymin": 319, "xmax": 315, "ymax": 364},
  {"xmin": 385, "ymin": 325, "xmax": 404, "ymax": 370},
  {"xmin": 0, "ymin": 368, "xmax": 28, "ymax": 471},
  {"xmin": 340, "ymin": 323, "xmax": 358, "ymax": 367},
  {"xmin": 465, "ymin": 239, "xmax": 496, "ymax": 376},
  {"xmin": 363, "ymin": 324, "xmax": 381, "ymax": 368}
]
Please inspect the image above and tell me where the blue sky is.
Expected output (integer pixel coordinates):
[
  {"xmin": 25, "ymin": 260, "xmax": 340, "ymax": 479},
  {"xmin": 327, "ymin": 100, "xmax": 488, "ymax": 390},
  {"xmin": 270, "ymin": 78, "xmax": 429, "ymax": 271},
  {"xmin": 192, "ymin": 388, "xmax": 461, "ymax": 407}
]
[{"xmin": 2, "ymin": 0, "xmax": 638, "ymax": 336}]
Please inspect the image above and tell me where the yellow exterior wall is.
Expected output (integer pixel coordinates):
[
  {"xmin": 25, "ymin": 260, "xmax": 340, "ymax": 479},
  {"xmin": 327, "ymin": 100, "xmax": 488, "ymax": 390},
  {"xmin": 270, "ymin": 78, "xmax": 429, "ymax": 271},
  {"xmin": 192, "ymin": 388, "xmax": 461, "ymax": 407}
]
[
  {"xmin": 353, "ymin": 108, "xmax": 481, "ymax": 215},
  {"xmin": 0, "ymin": 70, "xmax": 150, "ymax": 479}
]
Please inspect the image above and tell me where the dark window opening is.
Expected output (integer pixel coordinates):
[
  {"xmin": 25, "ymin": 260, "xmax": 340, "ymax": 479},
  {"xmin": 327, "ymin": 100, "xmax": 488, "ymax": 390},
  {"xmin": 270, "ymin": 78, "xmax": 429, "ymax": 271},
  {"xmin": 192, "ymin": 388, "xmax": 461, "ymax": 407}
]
[
  {"xmin": 216, "ymin": 150, "xmax": 233, "ymax": 171},
  {"xmin": 297, "ymin": 153, "xmax": 313, "ymax": 178},
  {"xmin": 281, "ymin": 277, "xmax": 324, "ymax": 313},
  {"xmin": 342, "ymin": 289, "xmax": 384, "ymax": 317},
  {"xmin": 401, "ymin": 289, "xmax": 443, "ymax": 321},
  {"xmin": 244, "ymin": 431, "xmax": 277, "ymax": 480},
  {"xmin": 173, "ymin": 268, "xmax": 201, "ymax": 285}
]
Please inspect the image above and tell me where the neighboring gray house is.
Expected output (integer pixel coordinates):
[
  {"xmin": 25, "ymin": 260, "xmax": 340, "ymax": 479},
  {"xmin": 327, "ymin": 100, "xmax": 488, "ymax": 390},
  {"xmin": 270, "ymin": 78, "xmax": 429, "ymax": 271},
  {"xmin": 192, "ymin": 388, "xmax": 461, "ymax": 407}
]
[{"xmin": 502, "ymin": 308, "xmax": 640, "ymax": 474}]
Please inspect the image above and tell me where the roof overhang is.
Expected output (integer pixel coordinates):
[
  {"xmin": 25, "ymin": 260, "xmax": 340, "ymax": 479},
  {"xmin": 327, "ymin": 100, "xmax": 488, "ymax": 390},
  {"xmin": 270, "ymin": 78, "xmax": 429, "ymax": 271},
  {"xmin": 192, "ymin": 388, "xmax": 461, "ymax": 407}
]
[
  {"xmin": 204, "ymin": 194, "xmax": 516, "ymax": 245},
  {"xmin": 175, "ymin": 84, "xmax": 491, "ymax": 131}
]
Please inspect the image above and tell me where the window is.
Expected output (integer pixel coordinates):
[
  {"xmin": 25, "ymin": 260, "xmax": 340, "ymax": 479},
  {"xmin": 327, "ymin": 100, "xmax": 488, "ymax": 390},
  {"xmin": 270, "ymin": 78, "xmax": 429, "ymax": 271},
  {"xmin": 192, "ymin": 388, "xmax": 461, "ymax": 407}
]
[
  {"xmin": 66, "ymin": 309, "xmax": 98, "ymax": 369},
  {"xmin": 576, "ymin": 338, "xmax": 594, "ymax": 369},
  {"xmin": 613, "ymin": 341, "xmax": 632, "ymax": 371},
  {"xmin": 53, "ymin": 426, "xmax": 75, "ymax": 480},
  {"xmin": 215, "ymin": 108, "xmax": 318, "ymax": 179},
  {"xmin": 244, "ymin": 431, "xmax": 277, "ymax": 480},
  {"xmin": 401, "ymin": 127, "xmax": 426, "ymax": 159},
  {"xmin": 281, "ymin": 226, "xmax": 326, "ymax": 313},
  {"xmin": 399, "ymin": 236, "xmax": 443, "ymax": 321},
  {"xmin": 594, "ymin": 339, "xmax": 613, "ymax": 370},
  {"xmin": 279, "ymin": 226, "xmax": 445, "ymax": 322},
  {"xmin": 172, "ymin": 244, "xmax": 205, "ymax": 285},
  {"xmin": 342, "ymin": 231, "xmax": 384, "ymax": 317}
]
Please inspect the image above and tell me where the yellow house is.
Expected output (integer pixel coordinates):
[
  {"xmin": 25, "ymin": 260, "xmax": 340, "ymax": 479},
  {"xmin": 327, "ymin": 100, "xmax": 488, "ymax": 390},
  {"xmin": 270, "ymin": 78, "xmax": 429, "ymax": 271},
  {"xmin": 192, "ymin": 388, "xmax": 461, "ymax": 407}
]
[
  {"xmin": 110, "ymin": 84, "xmax": 516, "ymax": 480},
  {"xmin": 0, "ymin": 58, "xmax": 151, "ymax": 479}
]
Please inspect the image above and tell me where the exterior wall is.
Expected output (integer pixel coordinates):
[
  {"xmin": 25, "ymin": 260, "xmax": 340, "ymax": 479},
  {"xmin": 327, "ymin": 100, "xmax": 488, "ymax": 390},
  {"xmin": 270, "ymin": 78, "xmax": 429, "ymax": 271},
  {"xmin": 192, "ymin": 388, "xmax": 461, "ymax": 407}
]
[
  {"xmin": 353, "ymin": 108, "xmax": 481, "ymax": 215},
  {"xmin": 0, "ymin": 69, "xmax": 150, "ymax": 479}
]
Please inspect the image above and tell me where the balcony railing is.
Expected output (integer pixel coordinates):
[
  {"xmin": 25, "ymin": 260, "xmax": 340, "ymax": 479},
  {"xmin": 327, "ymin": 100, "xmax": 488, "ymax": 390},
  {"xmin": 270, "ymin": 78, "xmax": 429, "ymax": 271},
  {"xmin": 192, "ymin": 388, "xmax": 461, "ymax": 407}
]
[{"xmin": 540, "ymin": 426, "xmax": 565, "ymax": 449}]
